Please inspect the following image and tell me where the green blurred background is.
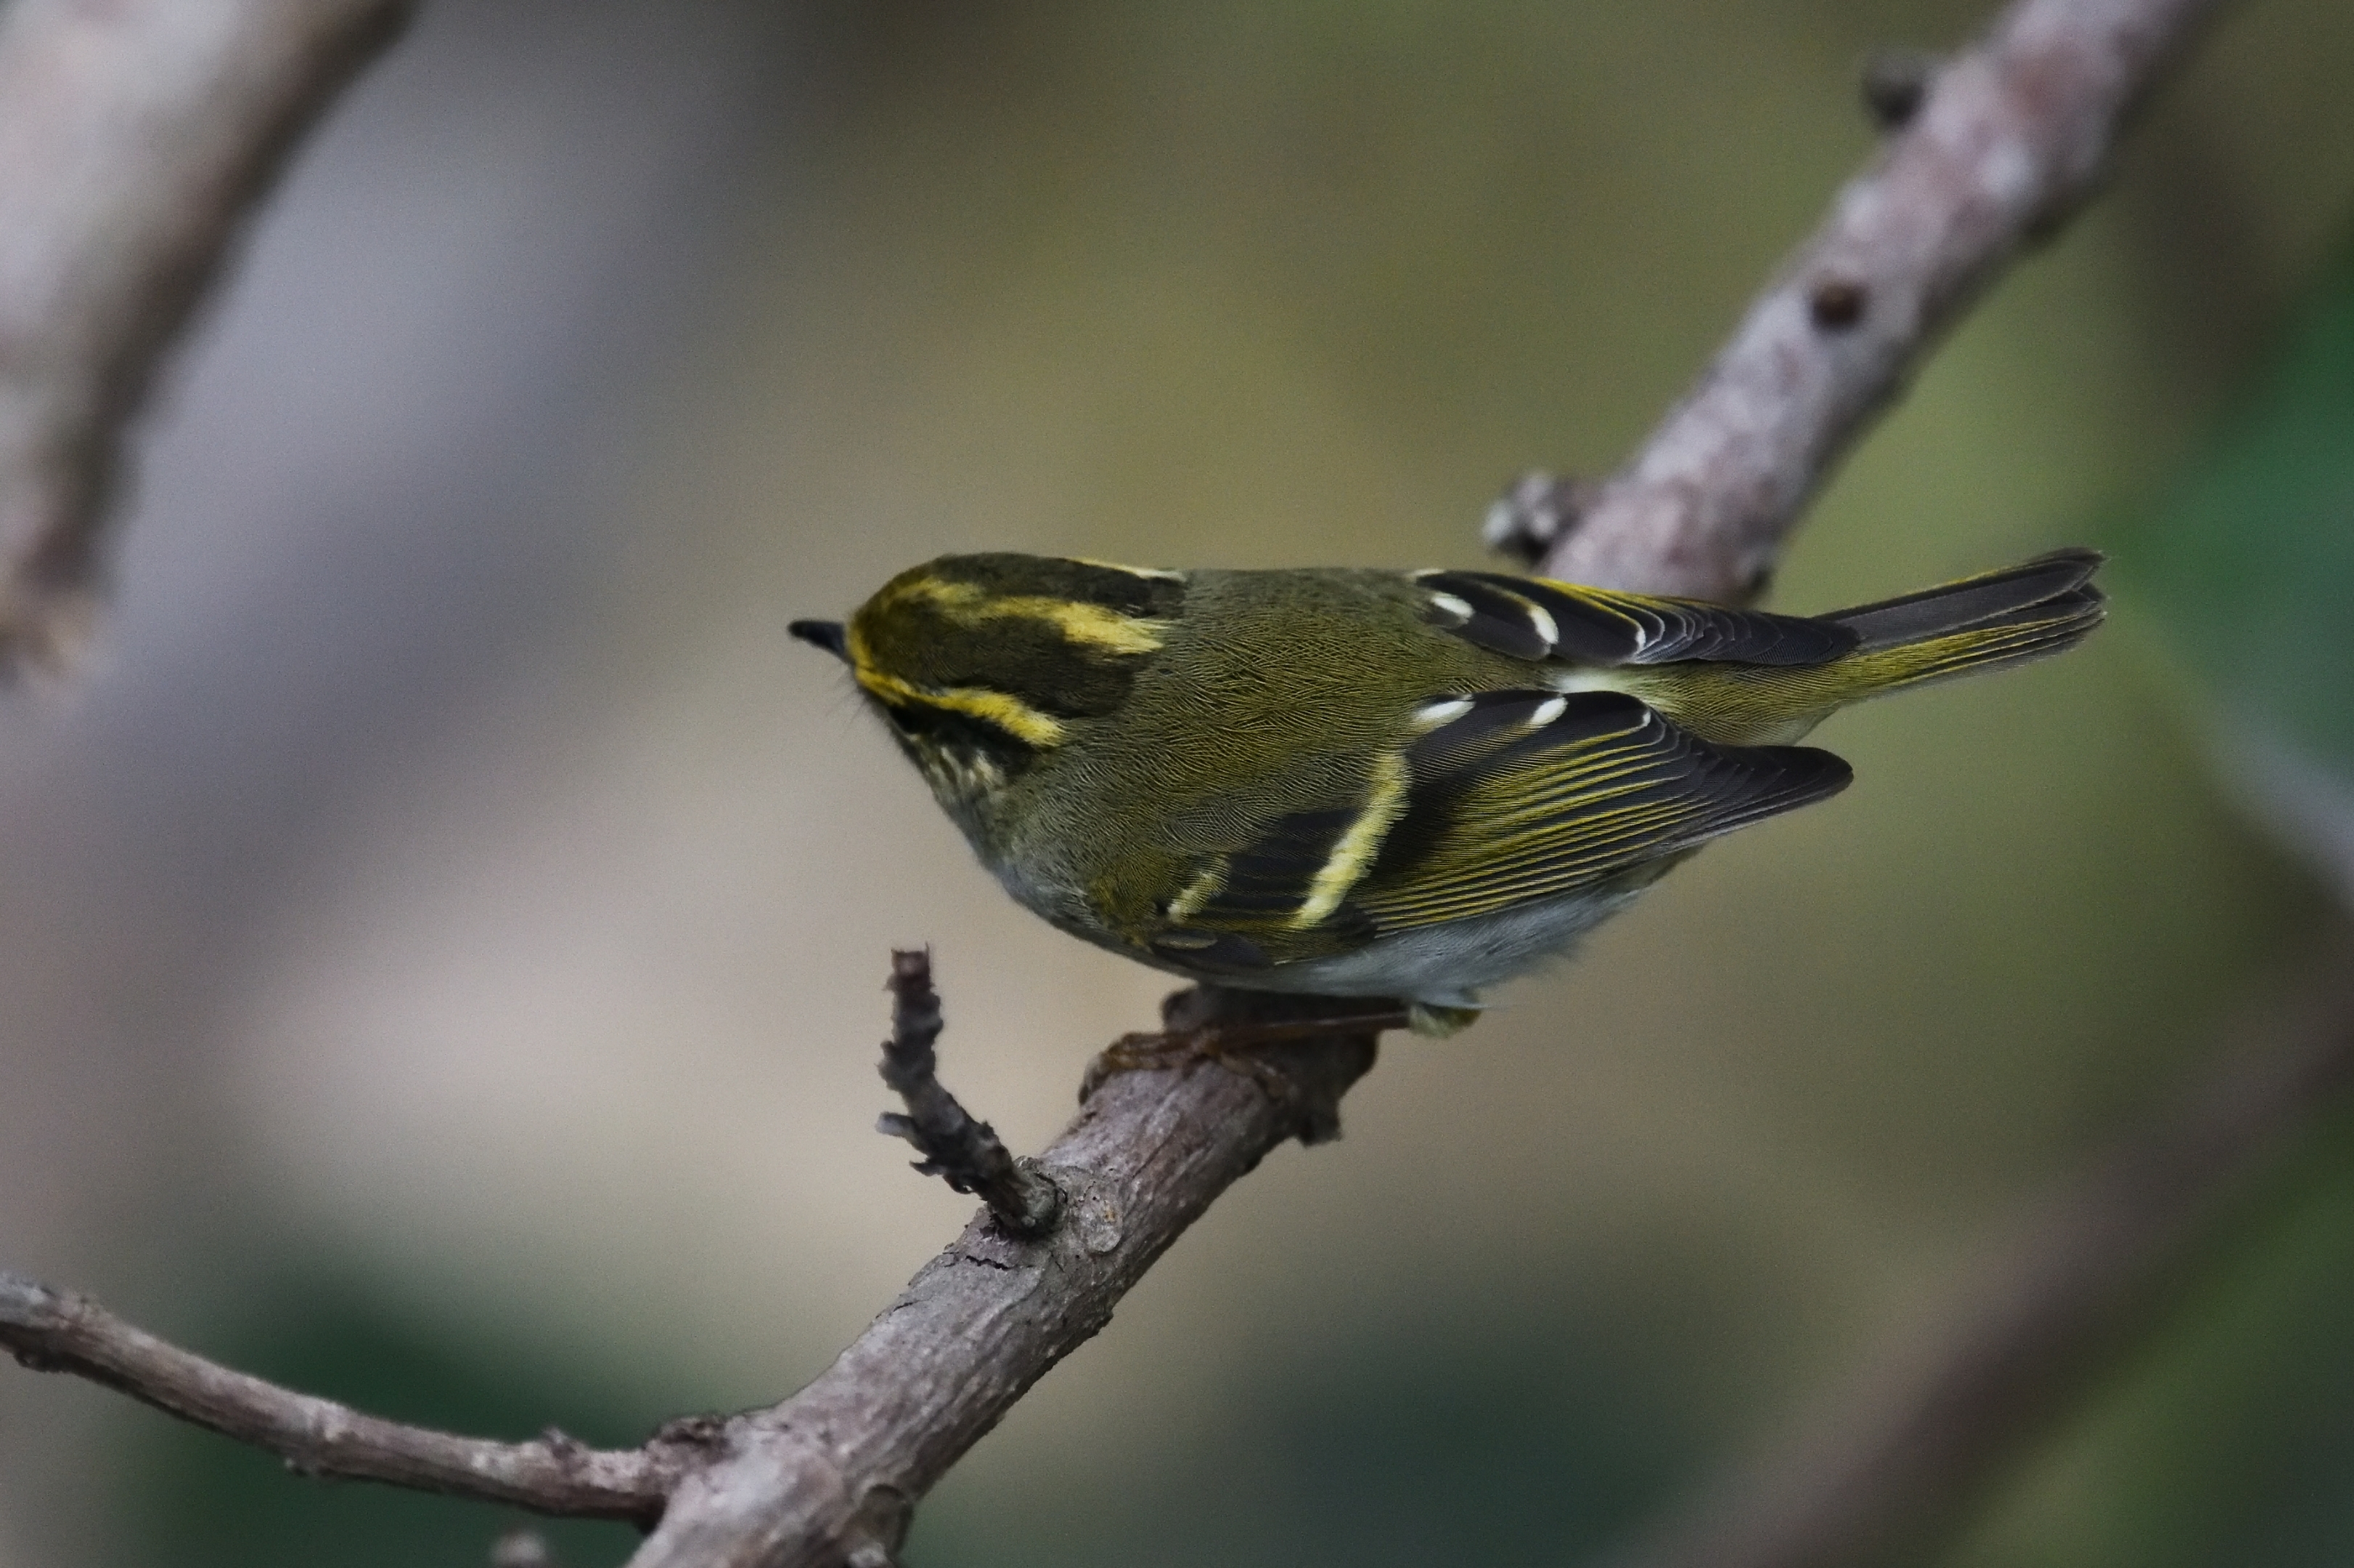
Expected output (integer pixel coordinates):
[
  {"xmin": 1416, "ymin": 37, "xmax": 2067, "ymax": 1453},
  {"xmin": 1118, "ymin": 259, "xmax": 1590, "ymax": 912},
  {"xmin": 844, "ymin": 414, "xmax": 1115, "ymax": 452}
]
[{"xmin": 2, "ymin": 1, "xmax": 2353, "ymax": 1564}]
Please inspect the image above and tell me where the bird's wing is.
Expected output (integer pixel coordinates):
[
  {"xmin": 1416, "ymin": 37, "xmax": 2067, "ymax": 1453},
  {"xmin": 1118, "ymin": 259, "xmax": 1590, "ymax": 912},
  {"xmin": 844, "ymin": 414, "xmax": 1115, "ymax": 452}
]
[
  {"xmin": 1347, "ymin": 690, "xmax": 1850, "ymax": 931},
  {"xmin": 1413, "ymin": 569, "xmax": 1860, "ymax": 665},
  {"xmin": 1141, "ymin": 691, "xmax": 1850, "ymax": 973}
]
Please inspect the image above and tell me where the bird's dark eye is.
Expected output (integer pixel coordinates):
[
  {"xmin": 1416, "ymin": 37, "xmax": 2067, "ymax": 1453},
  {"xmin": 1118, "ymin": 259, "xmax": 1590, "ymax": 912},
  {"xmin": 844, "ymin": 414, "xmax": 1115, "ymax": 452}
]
[{"xmin": 788, "ymin": 619, "xmax": 849, "ymax": 660}]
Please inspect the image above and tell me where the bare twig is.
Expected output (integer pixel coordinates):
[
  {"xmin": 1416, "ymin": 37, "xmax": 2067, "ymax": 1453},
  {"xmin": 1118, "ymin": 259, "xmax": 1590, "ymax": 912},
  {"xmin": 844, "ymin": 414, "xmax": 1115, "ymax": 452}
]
[
  {"xmin": 0, "ymin": 1270, "xmax": 692, "ymax": 1524},
  {"xmin": 876, "ymin": 949, "xmax": 1063, "ymax": 1237},
  {"xmin": 1611, "ymin": 944, "xmax": 2354, "ymax": 1568},
  {"xmin": 629, "ymin": 985, "xmax": 1394, "ymax": 1568},
  {"xmin": 1489, "ymin": 0, "xmax": 2220, "ymax": 601},
  {"xmin": 0, "ymin": 0, "xmax": 414, "ymax": 678}
]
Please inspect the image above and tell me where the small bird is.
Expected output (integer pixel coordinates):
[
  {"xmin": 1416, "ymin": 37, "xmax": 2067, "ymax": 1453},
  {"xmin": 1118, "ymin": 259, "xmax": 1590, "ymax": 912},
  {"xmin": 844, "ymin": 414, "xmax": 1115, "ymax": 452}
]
[{"xmin": 791, "ymin": 549, "xmax": 2102, "ymax": 1034}]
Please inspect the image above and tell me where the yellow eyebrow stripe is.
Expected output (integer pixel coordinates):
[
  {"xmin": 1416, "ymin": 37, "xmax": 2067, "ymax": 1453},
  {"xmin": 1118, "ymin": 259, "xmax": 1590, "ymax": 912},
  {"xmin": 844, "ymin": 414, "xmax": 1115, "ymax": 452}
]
[
  {"xmin": 851, "ymin": 666, "xmax": 1067, "ymax": 746},
  {"xmin": 1291, "ymin": 751, "xmax": 1410, "ymax": 928},
  {"xmin": 882, "ymin": 579, "xmax": 1169, "ymax": 655}
]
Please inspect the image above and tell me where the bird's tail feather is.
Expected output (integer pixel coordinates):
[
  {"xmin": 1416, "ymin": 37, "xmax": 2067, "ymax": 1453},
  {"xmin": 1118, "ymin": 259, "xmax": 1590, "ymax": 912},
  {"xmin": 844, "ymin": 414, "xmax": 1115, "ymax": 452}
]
[{"xmin": 1820, "ymin": 547, "xmax": 2106, "ymax": 696}]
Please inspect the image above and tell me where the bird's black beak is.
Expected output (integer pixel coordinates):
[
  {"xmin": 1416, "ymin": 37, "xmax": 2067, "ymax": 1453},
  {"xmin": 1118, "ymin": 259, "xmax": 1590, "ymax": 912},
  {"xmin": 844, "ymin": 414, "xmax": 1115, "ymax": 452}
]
[{"xmin": 788, "ymin": 619, "xmax": 849, "ymax": 661}]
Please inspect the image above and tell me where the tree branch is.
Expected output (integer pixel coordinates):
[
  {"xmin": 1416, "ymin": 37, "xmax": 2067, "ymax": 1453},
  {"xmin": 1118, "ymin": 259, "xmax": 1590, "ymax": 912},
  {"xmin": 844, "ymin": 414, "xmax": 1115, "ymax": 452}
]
[
  {"xmin": 1, "ymin": 977, "xmax": 1397, "ymax": 1558},
  {"xmin": 0, "ymin": 1270, "xmax": 690, "ymax": 1524},
  {"xmin": 0, "ymin": 0, "xmax": 414, "ymax": 679},
  {"xmin": 0, "ymin": 0, "xmax": 2257, "ymax": 1564},
  {"xmin": 1489, "ymin": 0, "xmax": 2221, "ymax": 602},
  {"xmin": 875, "ymin": 949, "xmax": 1063, "ymax": 1238},
  {"xmin": 629, "ymin": 985, "xmax": 1394, "ymax": 1568},
  {"xmin": 679, "ymin": 0, "xmax": 2226, "ymax": 1550},
  {"xmin": 1609, "ymin": 942, "xmax": 2354, "ymax": 1568}
]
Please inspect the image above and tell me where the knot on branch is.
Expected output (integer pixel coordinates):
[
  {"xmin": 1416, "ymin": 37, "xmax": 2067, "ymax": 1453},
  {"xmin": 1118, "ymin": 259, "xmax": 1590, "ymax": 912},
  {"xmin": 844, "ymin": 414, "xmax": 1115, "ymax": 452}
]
[
  {"xmin": 1860, "ymin": 46, "xmax": 1941, "ymax": 131},
  {"xmin": 1483, "ymin": 471, "xmax": 1598, "ymax": 566},
  {"xmin": 877, "ymin": 950, "xmax": 1063, "ymax": 1236},
  {"xmin": 647, "ymin": 1411, "xmax": 730, "ymax": 1453},
  {"xmin": 843, "ymin": 1482, "xmax": 914, "ymax": 1568},
  {"xmin": 0, "ymin": 1270, "xmax": 73, "ymax": 1370},
  {"xmin": 537, "ymin": 1426, "xmax": 589, "ymax": 1471}
]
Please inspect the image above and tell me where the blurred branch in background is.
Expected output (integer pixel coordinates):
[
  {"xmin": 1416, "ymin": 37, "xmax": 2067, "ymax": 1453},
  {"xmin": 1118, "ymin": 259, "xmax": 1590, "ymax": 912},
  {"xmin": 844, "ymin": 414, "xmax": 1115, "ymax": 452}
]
[
  {"xmin": 1492, "ymin": 0, "xmax": 2222, "ymax": 603},
  {"xmin": 0, "ymin": 0, "xmax": 411, "ymax": 679},
  {"xmin": 1613, "ymin": 936, "xmax": 2354, "ymax": 1568}
]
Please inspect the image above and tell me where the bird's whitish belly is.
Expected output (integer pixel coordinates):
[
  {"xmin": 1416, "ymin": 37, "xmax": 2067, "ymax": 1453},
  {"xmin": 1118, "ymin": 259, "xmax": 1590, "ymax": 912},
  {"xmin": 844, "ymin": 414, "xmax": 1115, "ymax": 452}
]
[{"xmin": 1225, "ymin": 882, "xmax": 1653, "ymax": 1007}]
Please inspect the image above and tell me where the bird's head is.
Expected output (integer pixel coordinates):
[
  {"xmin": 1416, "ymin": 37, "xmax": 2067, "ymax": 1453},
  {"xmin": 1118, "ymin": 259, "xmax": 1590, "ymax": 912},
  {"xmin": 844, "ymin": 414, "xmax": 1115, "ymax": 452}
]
[{"xmin": 790, "ymin": 552, "xmax": 1185, "ymax": 813}]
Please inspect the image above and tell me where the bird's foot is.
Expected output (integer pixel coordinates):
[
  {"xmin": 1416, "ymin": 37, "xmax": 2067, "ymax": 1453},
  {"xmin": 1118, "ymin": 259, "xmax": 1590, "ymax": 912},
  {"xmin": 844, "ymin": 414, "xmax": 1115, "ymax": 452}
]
[{"xmin": 1081, "ymin": 1007, "xmax": 1413, "ymax": 1106}]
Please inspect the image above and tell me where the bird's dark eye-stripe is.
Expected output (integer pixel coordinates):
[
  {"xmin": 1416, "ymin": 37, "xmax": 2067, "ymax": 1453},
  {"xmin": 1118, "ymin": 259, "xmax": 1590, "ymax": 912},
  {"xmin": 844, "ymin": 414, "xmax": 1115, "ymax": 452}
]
[{"xmin": 881, "ymin": 701, "xmax": 1041, "ymax": 779}]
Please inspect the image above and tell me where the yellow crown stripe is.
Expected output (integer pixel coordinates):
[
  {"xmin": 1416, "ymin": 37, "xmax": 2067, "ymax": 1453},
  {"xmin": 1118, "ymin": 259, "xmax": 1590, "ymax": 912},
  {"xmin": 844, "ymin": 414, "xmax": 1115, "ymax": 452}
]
[
  {"xmin": 883, "ymin": 578, "xmax": 1169, "ymax": 655},
  {"xmin": 852, "ymin": 666, "xmax": 1067, "ymax": 746},
  {"xmin": 1001, "ymin": 596, "xmax": 1169, "ymax": 654},
  {"xmin": 1290, "ymin": 750, "xmax": 1410, "ymax": 929}
]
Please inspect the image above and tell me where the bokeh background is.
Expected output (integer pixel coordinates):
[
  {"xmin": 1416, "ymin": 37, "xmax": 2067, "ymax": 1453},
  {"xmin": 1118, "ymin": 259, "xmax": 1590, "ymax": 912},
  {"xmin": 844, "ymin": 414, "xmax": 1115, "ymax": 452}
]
[{"xmin": 3, "ymin": 1, "xmax": 2353, "ymax": 1563}]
